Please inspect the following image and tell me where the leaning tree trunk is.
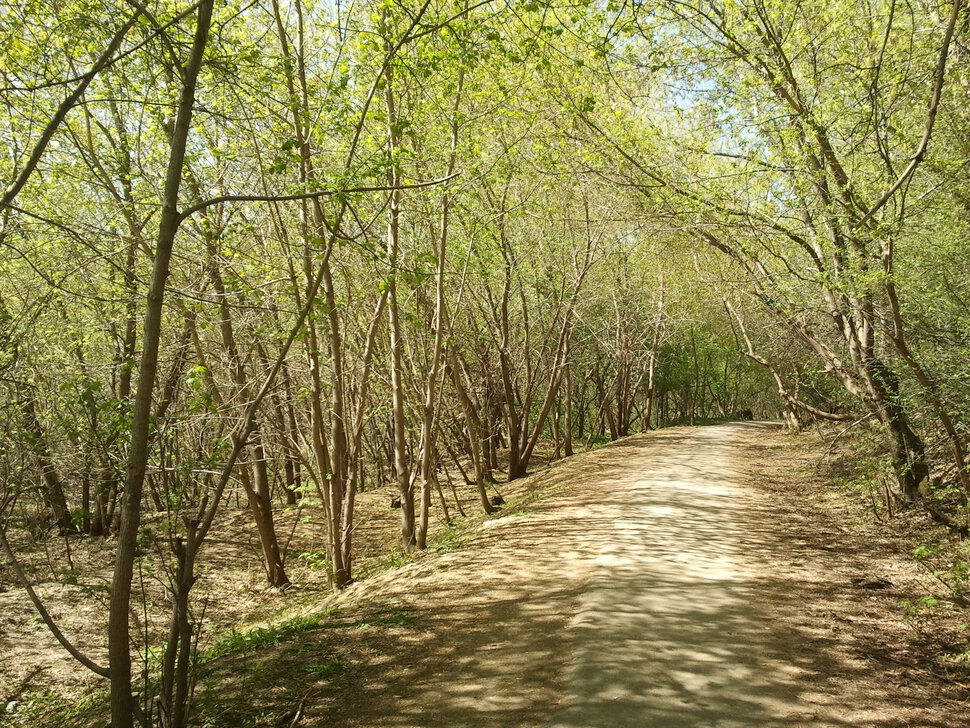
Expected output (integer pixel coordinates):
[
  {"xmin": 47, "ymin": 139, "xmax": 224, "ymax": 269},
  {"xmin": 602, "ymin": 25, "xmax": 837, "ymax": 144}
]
[{"xmin": 108, "ymin": 4, "xmax": 214, "ymax": 727}]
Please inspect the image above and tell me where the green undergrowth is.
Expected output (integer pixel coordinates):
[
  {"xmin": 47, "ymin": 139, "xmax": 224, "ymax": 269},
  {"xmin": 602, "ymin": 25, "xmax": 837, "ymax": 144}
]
[
  {"xmin": 7, "ymin": 451, "xmax": 574, "ymax": 728},
  {"xmin": 197, "ymin": 454, "xmax": 562, "ymax": 725},
  {"xmin": 0, "ymin": 689, "xmax": 109, "ymax": 728},
  {"xmin": 6, "ymin": 600, "xmax": 412, "ymax": 728},
  {"xmin": 354, "ymin": 605, "xmax": 412, "ymax": 629},
  {"xmin": 204, "ymin": 607, "xmax": 342, "ymax": 660},
  {"xmin": 194, "ymin": 600, "xmax": 416, "ymax": 727},
  {"xmin": 818, "ymin": 426, "xmax": 970, "ymax": 674}
]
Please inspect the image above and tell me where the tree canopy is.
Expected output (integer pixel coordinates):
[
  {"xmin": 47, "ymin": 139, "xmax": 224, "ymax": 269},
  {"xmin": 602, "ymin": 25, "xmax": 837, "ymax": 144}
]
[{"xmin": 1, "ymin": 0, "xmax": 967, "ymax": 724}]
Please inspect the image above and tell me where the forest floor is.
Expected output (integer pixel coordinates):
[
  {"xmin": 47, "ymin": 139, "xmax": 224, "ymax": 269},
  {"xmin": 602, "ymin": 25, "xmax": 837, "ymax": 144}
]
[{"xmin": 3, "ymin": 423, "xmax": 970, "ymax": 726}]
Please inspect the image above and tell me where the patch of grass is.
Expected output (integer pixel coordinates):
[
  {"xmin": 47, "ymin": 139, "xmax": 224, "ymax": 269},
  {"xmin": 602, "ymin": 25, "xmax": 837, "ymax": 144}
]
[
  {"xmin": 375, "ymin": 605, "xmax": 411, "ymax": 625},
  {"xmin": 354, "ymin": 605, "xmax": 411, "ymax": 630},
  {"xmin": 432, "ymin": 525, "xmax": 468, "ymax": 554},
  {"xmin": 358, "ymin": 547, "xmax": 415, "ymax": 578},
  {"xmin": 196, "ymin": 703, "xmax": 294, "ymax": 728},
  {"xmin": 6, "ymin": 688, "xmax": 107, "ymax": 728},
  {"xmin": 195, "ymin": 615, "xmax": 350, "ymax": 727},
  {"xmin": 902, "ymin": 594, "xmax": 942, "ymax": 617},
  {"xmin": 500, "ymin": 482, "xmax": 567, "ymax": 520},
  {"xmin": 384, "ymin": 548, "xmax": 412, "ymax": 568},
  {"xmin": 908, "ymin": 541, "xmax": 970, "ymax": 619},
  {"xmin": 205, "ymin": 607, "xmax": 340, "ymax": 660},
  {"xmin": 304, "ymin": 659, "xmax": 345, "ymax": 679}
]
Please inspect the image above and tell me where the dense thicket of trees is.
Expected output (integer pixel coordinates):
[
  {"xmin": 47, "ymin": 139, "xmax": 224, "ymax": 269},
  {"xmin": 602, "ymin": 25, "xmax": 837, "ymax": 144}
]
[{"xmin": 1, "ymin": 0, "xmax": 966, "ymax": 724}]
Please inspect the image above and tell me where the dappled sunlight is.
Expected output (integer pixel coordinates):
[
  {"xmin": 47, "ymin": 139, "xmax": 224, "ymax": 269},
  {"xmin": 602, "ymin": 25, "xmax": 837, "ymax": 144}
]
[
  {"xmin": 549, "ymin": 425, "xmax": 806, "ymax": 728},
  {"xmin": 289, "ymin": 423, "xmax": 958, "ymax": 728}
]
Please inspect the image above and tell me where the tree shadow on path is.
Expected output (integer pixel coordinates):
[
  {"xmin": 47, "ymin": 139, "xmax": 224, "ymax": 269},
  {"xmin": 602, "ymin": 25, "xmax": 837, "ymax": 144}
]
[{"xmin": 208, "ymin": 424, "xmax": 963, "ymax": 728}]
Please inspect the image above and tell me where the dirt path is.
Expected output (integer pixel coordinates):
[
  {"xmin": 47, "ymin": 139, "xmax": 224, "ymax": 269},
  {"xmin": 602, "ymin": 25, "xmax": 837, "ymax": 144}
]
[
  {"xmin": 548, "ymin": 422, "xmax": 799, "ymax": 727},
  {"xmin": 309, "ymin": 422, "xmax": 965, "ymax": 728},
  {"xmin": 5, "ymin": 422, "xmax": 965, "ymax": 727}
]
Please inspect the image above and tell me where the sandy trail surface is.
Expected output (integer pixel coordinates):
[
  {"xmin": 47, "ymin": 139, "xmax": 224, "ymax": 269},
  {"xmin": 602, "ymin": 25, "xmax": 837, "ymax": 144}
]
[
  {"xmin": 548, "ymin": 422, "xmax": 800, "ymax": 727},
  {"xmin": 321, "ymin": 422, "xmax": 963, "ymax": 728},
  {"xmin": 4, "ymin": 423, "xmax": 964, "ymax": 727}
]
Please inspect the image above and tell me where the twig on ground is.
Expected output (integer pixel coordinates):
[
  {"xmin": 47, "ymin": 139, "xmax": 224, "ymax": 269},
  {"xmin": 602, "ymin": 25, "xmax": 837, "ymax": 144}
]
[
  {"xmin": 4, "ymin": 666, "xmax": 46, "ymax": 704},
  {"xmin": 860, "ymin": 649, "xmax": 970, "ymax": 692},
  {"xmin": 284, "ymin": 693, "xmax": 309, "ymax": 727}
]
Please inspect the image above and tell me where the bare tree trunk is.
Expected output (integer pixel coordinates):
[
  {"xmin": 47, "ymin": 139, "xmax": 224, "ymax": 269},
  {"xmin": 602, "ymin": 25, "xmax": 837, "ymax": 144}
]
[
  {"xmin": 19, "ymin": 390, "xmax": 72, "ymax": 530},
  {"xmin": 415, "ymin": 71, "xmax": 463, "ymax": 548},
  {"xmin": 200, "ymin": 232, "xmax": 289, "ymax": 588},
  {"xmin": 883, "ymin": 242, "xmax": 970, "ymax": 493},
  {"xmin": 383, "ymin": 25, "xmax": 415, "ymax": 548},
  {"xmin": 239, "ymin": 439, "xmax": 290, "ymax": 587},
  {"xmin": 158, "ymin": 523, "xmax": 199, "ymax": 728},
  {"xmin": 447, "ymin": 354, "xmax": 495, "ymax": 513},
  {"xmin": 724, "ymin": 300, "xmax": 854, "ymax": 424},
  {"xmin": 644, "ymin": 283, "xmax": 665, "ymax": 431},
  {"xmin": 108, "ymin": 4, "xmax": 213, "ymax": 726},
  {"xmin": 563, "ymin": 337, "xmax": 574, "ymax": 456}
]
